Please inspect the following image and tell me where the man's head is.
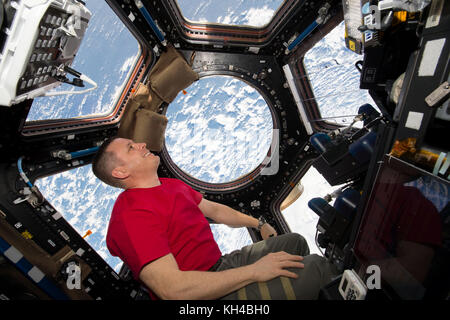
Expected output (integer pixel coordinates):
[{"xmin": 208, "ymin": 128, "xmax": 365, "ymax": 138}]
[{"xmin": 92, "ymin": 137, "xmax": 160, "ymax": 189}]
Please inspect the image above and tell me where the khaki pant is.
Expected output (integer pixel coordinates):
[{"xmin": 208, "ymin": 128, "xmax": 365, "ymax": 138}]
[{"xmin": 217, "ymin": 233, "xmax": 339, "ymax": 300}]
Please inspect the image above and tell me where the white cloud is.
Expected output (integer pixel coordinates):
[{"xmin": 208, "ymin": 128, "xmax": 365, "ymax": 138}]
[
  {"xmin": 282, "ymin": 167, "xmax": 343, "ymax": 255},
  {"xmin": 243, "ymin": 6, "xmax": 275, "ymax": 27},
  {"xmin": 119, "ymin": 53, "xmax": 138, "ymax": 75},
  {"xmin": 166, "ymin": 76, "xmax": 272, "ymax": 183}
]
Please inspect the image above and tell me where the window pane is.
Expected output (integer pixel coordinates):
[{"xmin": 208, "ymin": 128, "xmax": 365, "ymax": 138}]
[
  {"xmin": 210, "ymin": 224, "xmax": 253, "ymax": 254},
  {"xmin": 176, "ymin": 0, "xmax": 285, "ymax": 27},
  {"xmin": 165, "ymin": 76, "xmax": 273, "ymax": 183},
  {"xmin": 35, "ymin": 165, "xmax": 124, "ymax": 272},
  {"xmin": 27, "ymin": 1, "xmax": 140, "ymax": 121},
  {"xmin": 282, "ymin": 167, "xmax": 344, "ymax": 255},
  {"xmin": 304, "ymin": 21, "xmax": 378, "ymax": 127}
]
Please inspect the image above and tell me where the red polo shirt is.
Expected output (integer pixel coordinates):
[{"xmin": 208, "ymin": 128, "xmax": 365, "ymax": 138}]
[{"xmin": 106, "ymin": 178, "xmax": 222, "ymax": 298}]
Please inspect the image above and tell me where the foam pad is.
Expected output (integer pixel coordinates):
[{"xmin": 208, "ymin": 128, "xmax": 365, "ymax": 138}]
[
  {"xmin": 118, "ymin": 45, "xmax": 198, "ymax": 151},
  {"xmin": 148, "ymin": 45, "xmax": 199, "ymax": 103},
  {"xmin": 348, "ymin": 131, "xmax": 377, "ymax": 164},
  {"xmin": 132, "ymin": 108, "xmax": 168, "ymax": 152}
]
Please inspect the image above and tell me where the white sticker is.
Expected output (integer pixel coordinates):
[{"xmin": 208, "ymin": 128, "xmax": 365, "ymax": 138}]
[
  {"xmin": 28, "ymin": 266, "xmax": 45, "ymax": 283},
  {"xmin": 418, "ymin": 38, "xmax": 446, "ymax": 77},
  {"xmin": 4, "ymin": 246, "xmax": 23, "ymax": 263},
  {"xmin": 60, "ymin": 231, "xmax": 69, "ymax": 241},
  {"xmin": 405, "ymin": 111, "xmax": 424, "ymax": 130},
  {"xmin": 52, "ymin": 212, "xmax": 62, "ymax": 220},
  {"xmin": 426, "ymin": 0, "xmax": 444, "ymax": 29},
  {"xmin": 248, "ymin": 47, "xmax": 260, "ymax": 54},
  {"xmin": 76, "ymin": 248, "xmax": 85, "ymax": 257}
]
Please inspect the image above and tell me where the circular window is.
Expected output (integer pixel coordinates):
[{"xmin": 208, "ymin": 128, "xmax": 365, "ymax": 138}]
[{"xmin": 165, "ymin": 76, "xmax": 273, "ymax": 184}]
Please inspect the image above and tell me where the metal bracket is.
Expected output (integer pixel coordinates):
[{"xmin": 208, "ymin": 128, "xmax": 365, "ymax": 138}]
[{"xmin": 425, "ymin": 81, "xmax": 450, "ymax": 107}]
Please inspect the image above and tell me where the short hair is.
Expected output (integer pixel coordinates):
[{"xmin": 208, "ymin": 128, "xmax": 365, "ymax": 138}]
[{"xmin": 92, "ymin": 136, "xmax": 126, "ymax": 189}]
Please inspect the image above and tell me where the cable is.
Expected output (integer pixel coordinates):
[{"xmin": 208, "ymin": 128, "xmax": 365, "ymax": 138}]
[
  {"xmin": 134, "ymin": 0, "xmax": 167, "ymax": 46},
  {"xmin": 69, "ymin": 146, "xmax": 99, "ymax": 159},
  {"xmin": 17, "ymin": 157, "xmax": 33, "ymax": 188}
]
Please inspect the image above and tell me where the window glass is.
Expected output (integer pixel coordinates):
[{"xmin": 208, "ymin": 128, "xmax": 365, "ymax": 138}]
[
  {"xmin": 176, "ymin": 0, "xmax": 285, "ymax": 27},
  {"xmin": 303, "ymin": 21, "xmax": 378, "ymax": 127},
  {"xmin": 165, "ymin": 75, "xmax": 273, "ymax": 183},
  {"xmin": 282, "ymin": 167, "xmax": 344, "ymax": 255},
  {"xmin": 35, "ymin": 166, "xmax": 124, "ymax": 272},
  {"xmin": 354, "ymin": 156, "xmax": 448, "ymax": 299},
  {"xmin": 285, "ymin": 22, "xmax": 379, "ymax": 251},
  {"xmin": 26, "ymin": 1, "xmax": 140, "ymax": 121},
  {"xmin": 210, "ymin": 224, "xmax": 253, "ymax": 253}
]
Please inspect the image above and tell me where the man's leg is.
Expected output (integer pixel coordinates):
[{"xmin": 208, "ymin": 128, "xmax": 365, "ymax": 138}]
[
  {"xmin": 218, "ymin": 233, "xmax": 310, "ymax": 269},
  {"xmin": 217, "ymin": 233, "xmax": 339, "ymax": 300}
]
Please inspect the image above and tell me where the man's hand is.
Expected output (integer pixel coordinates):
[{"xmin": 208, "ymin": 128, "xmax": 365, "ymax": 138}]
[
  {"xmin": 251, "ymin": 251, "xmax": 304, "ymax": 282},
  {"xmin": 139, "ymin": 252, "xmax": 304, "ymax": 300},
  {"xmin": 260, "ymin": 223, "xmax": 277, "ymax": 240}
]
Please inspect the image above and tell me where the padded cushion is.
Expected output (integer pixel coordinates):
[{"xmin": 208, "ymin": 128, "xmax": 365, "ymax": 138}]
[
  {"xmin": 117, "ymin": 45, "xmax": 198, "ymax": 151},
  {"xmin": 148, "ymin": 45, "xmax": 198, "ymax": 103}
]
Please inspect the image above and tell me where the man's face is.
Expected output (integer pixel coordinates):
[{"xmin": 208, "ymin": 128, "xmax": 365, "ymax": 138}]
[{"xmin": 107, "ymin": 138, "xmax": 160, "ymax": 179}]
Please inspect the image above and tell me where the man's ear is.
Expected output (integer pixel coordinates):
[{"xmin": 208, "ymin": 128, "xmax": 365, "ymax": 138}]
[{"xmin": 112, "ymin": 166, "xmax": 129, "ymax": 180}]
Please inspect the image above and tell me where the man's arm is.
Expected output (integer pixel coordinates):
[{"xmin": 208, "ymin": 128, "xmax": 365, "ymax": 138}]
[
  {"xmin": 198, "ymin": 198, "xmax": 277, "ymax": 239},
  {"xmin": 139, "ymin": 252, "xmax": 304, "ymax": 300}
]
